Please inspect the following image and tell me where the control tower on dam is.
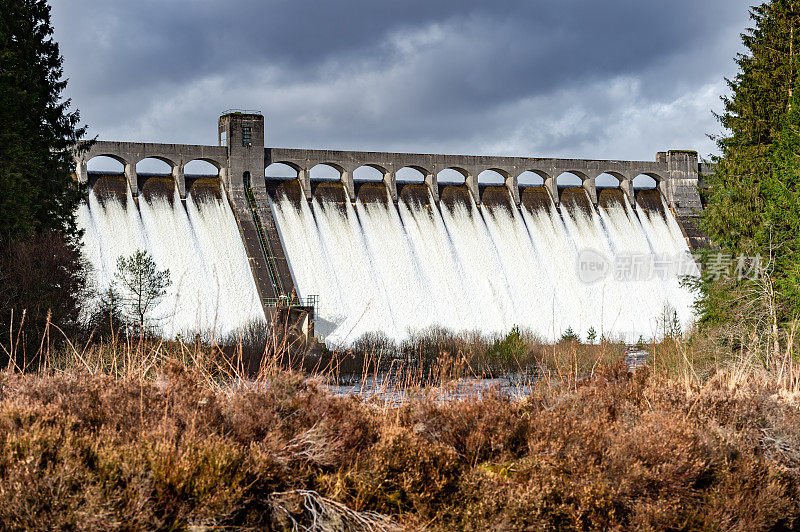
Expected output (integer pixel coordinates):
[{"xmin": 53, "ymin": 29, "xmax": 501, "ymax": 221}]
[{"xmin": 75, "ymin": 111, "xmax": 708, "ymax": 343}]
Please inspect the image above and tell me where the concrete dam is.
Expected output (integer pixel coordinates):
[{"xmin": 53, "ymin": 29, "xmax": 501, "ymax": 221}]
[{"xmin": 75, "ymin": 111, "xmax": 706, "ymax": 345}]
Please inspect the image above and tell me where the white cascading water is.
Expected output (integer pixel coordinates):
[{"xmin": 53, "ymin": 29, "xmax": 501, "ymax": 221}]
[
  {"xmin": 270, "ymin": 188, "xmax": 698, "ymax": 346},
  {"xmin": 77, "ymin": 186, "xmax": 265, "ymax": 337}
]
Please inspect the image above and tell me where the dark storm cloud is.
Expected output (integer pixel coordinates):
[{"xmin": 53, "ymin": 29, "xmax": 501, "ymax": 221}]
[{"xmin": 51, "ymin": 0, "xmax": 752, "ymax": 160}]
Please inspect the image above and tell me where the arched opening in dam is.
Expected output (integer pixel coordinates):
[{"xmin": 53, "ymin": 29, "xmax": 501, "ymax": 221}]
[
  {"xmin": 310, "ymin": 163, "xmax": 342, "ymax": 181},
  {"xmin": 87, "ymin": 155, "xmax": 124, "ymax": 174},
  {"xmin": 556, "ymin": 171, "xmax": 583, "ymax": 189},
  {"xmin": 556, "ymin": 171, "xmax": 591, "ymax": 211},
  {"xmin": 633, "ymin": 174, "xmax": 658, "ymax": 189},
  {"xmin": 266, "ymin": 163, "xmax": 299, "ymax": 180},
  {"xmin": 136, "ymin": 157, "xmax": 175, "ymax": 201},
  {"xmin": 477, "ymin": 170, "xmax": 510, "ymax": 207},
  {"xmin": 185, "ymin": 159, "xmax": 223, "ymax": 202},
  {"xmin": 437, "ymin": 167, "xmax": 472, "ymax": 206},
  {"xmin": 184, "ymin": 159, "xmax": 219, "ymax": 177},
  {"xmin": 477, "ymin": 169, "xmax": 505, "ymax": 185},
  {"xmin": 354, "ymin": 165, "xmax": 390, "ymax": 203},
  {"xmin": 397, "ymin": 167, "xmax": 426, "ymax": 183},
  {"xmin": 518, "ymin": 171, "xmax": 551, "ymax": 212},
  {"xmin": 136, "ymin": 157, "xmax": 172, "ymax": 175},
  {"xmin": 596, "ymin": 173, "xmax": 625, "ymax": 208},
  {"xmin": 308, "ymin": 164, "xmax": 348, "ymax": 204},
  {"xmin": 437, "ymin": 167, "xmax": 467, "ymax": 184},
  {"xmin": 265, "ymin": 163, "xmax": 303, "ymax": 203},
  {"xmin": 396, "ymin": 167, "xmax": 429, "ymax": 205}
]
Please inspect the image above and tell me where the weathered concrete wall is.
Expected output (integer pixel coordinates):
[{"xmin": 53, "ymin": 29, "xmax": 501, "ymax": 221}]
[
  {"xmin": 659, "ymin": 150, "xmax": 704, "ymax": 218},
  {"xmin": 77, "ymin": 140, "xmax": 704, "ymax": 212},
  {"xmin": 218, "ymin": 113, "xmax": 297, "ymax": 317}
]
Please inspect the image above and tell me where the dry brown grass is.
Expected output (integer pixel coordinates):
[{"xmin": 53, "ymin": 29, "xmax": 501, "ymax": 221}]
[{"xmin": 0, "ymin": 329, "xmax": 799, "ymax": 530}]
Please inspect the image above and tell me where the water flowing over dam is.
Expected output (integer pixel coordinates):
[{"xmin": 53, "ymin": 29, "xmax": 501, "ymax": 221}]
[
  {"xmin": 269, "ymin": 184, "xmax": 696, "ymax": 345},
  {"xmin": 77, "ymin": 178, "xmax": 265, "ymax": 337},
  {"xmin": 73, "ymin": 112, "xmax": 708, "ymax": 346}
]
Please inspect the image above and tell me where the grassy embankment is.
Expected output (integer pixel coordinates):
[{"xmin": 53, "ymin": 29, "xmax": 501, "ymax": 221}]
[{"xmin": 0, "ymin": 324, "xmax": 799, "ymax": 530}]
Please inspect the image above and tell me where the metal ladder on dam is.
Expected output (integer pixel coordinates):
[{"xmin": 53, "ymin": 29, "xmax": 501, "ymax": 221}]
[
  {"xmin": 244, "ymin": 183, "xmax": 286, "ymax": 298},
  {"xmin": 241, "ymin": 181, "xmax": 319, "ymax": 343}
]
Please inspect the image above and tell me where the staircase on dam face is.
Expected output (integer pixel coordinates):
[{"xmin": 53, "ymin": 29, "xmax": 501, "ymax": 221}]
[
  {"xmin": 234, "ymin": 181, "xmax": 318, "ymax": 335},
  {"xmin": 244, "ymin": 184, "xmax": 286, "ymax": 298}
]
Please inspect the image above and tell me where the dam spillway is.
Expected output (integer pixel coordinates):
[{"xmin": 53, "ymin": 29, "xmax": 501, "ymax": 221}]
[
  {"xmin": 269, "ymin": 183, "xmax": 696, "ymax": 345},
  {"xmin": 74, "ymin": 111, "xmax": 706, "ymax": 345},
  {"xmin": 77, "ymin": 177, "xmax": 266, "ymax": 337}
]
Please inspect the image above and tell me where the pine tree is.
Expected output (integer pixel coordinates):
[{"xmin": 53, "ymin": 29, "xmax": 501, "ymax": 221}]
[
  {"xmin": 760, "ymin": 72, "xmax": 800, "ymax": 311},
  {"xmin": 0, "ymin": 0, "xmax": 89, "ymax": 244},
  {"xmin": 699, "ymin": 1, "xmax": 800, "ymax": 323},
  {"xmin": 114, "ymin": 250, "xmax": 171, "ymax": 334},
  {"xmin": 704, "ymin": 2, "xmax": 800, "ymax": 254},
  {"xmin": 0, "ymin": 1, "xmax": 90, "ymax": 365}
]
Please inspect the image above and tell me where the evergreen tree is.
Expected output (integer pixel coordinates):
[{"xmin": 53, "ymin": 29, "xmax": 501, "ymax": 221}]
[
  {"xmin": 700, "ymin": 1, "xmax": 800, "ymax": 323},
  {"xmin": 114, "ymin": 250, "xmax": 171, "ymax": 334},
  {"xmin": 704, "ymin": 2, "xmax": 800, "ymax": 251},
  {"xmin": 0, "ymin": 0, "xmax": 89, "ymax": 244},
  {"xmin": 760, "ymin": 76, "xmax": 800, "ymax": 311},
  {"xmin": 587, "ymin": 326, "xmax": 597, "ymax": 344},
  {"xmin": 0, "ymin": 1, "xmax": 90, "ymax": 366}
]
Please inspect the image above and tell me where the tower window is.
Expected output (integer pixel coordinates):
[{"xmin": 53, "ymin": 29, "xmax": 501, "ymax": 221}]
[
  {"xmin": 242, "ymin": 127, "xmax": 252, "ymax": 147},
  {"xmin": 220, "ymin": 131, "xmax": 227, "ymax": 146}
]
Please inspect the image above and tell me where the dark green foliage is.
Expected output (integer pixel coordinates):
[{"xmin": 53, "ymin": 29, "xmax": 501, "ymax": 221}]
[
  {"xmin": 0, "ymin": 0, "xmax": 89, "ymax": 244},
  {"xmin": 559, "ymin": 326, "xmax": 580, "ymax": 343},
  {"xmin": 761, "ymin": 86, "xmax": 800, "ymax": 311},
  {"xmin": 486, "ymin": 325, "xmax": 526, "ymax": 363},
  {"xmin": 0, "ymin": 1, "xmax": 91, "ymax": 361},
  {"xmin": 700, "ymin": 1, "xmax": 800, "ymax": 323}
]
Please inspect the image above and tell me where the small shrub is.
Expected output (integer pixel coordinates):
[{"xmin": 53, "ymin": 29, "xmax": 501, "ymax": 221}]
[
  {"xmin": 485, "ymin": 325, "xmax": 526, "ymax": 365},
  {"xmin": 559, "ymin": 326, "xmax": 580, "ymax": 343},
  {"xmin": 587, "ymin": 327, "xmax": 597, "ymax": 344}
]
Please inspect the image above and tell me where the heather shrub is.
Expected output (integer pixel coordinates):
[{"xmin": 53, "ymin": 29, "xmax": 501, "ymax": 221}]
[
  {"xmin": 0, "ymin": 352, "xmax": 798, "ymax": 529},
  {"xmin": 352, "ymin": 425, "xmax": 463, "ymax": 518}
]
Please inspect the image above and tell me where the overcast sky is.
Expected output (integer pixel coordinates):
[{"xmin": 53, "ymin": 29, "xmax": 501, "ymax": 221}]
[{"xmin": 52, "ymin": 1, "xmax": 753, "ymax": 162}]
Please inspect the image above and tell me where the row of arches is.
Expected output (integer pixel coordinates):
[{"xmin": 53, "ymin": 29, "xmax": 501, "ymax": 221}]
[
  {"xmin": 86, "ymin": 155, "xmax": 221, "ymax": 176},
  {"xmin": 89, "ymin": 157, "xmax": 659, "ymax": 190},
  {"xmin": 265, "ymin": 162, "xmax": 659, "ymax": 189}
]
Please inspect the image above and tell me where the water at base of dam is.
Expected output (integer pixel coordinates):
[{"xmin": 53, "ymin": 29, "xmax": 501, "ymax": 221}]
[{"xmin": 78, "ymin": 178, "xmax": 697, "ymax": 345}]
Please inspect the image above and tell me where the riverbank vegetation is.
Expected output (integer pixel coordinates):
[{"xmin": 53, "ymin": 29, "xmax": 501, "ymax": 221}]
[{"xmin": 0, "ymin": 330, "xmax": 799, "ymax": 530}]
